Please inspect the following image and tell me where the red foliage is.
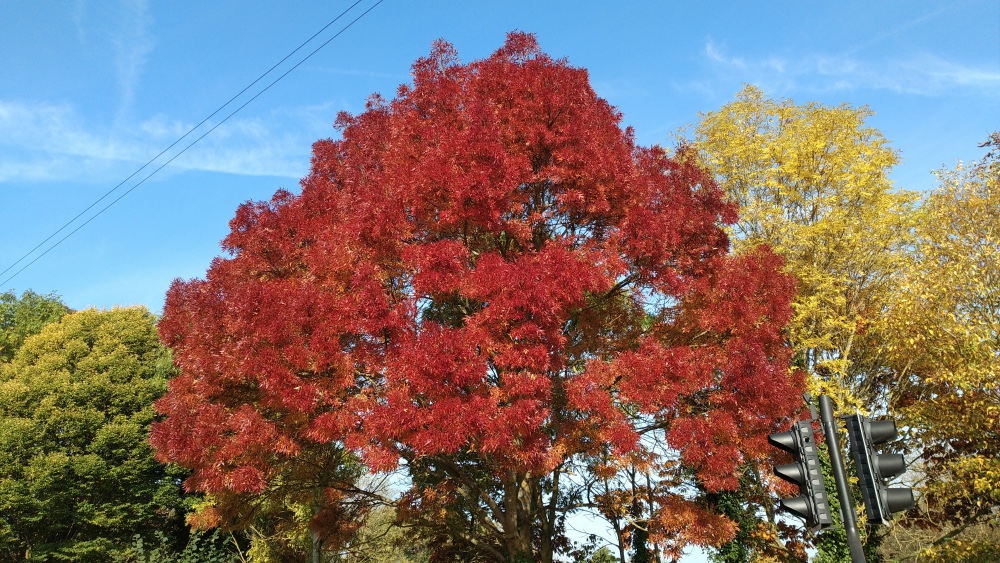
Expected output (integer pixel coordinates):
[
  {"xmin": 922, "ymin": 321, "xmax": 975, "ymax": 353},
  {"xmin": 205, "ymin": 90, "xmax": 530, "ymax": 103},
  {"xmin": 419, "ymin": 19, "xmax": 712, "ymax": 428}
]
[
  {"xmin": 150, "ymin": 32, "xmax": 802, "ymax": 554},
  {"xmin": 650, "ymin": 495, "xmax": 740, "ymax": 559}
]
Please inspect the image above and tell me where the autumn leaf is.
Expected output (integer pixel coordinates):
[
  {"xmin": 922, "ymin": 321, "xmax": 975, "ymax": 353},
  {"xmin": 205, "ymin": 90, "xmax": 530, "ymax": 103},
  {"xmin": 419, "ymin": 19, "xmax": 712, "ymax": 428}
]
[{"xmin": 151, "ymin": 34, "xmax": 802, "ymax": 562}]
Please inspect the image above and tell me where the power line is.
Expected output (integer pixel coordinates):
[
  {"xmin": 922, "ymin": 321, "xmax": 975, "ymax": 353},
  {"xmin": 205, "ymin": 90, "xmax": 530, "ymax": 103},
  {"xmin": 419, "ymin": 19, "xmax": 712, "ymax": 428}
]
[
  {"xmin": 2, "ymin": 0, "xmax": 365, "ymax": 282},
  {"xmin": 1, "ymin": 0, "xmax": 383, "ymax": 288}
]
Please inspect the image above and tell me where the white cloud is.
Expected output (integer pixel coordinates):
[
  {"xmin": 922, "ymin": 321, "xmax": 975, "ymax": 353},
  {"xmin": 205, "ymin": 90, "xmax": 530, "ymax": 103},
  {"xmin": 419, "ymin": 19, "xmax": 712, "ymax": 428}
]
[
  {"xmin": 705, "ymin": 41, "xmax": 787, "ymax": 74},
  {"xmin": 0, "ymin": 100, "xmax": 312, "ymax": 183},
  {"xmin": 302, "ymin": 65, "xmax": 408, "ymax": 81},
  {"xmin": 112, "ymin": 0, "xmax": 156, "ymax": 116},
  {"xmin": 705, "ymin": 41, "xmax": 744, "ymax": 68},
  {"xmin": 0, "ymin": 158, "xmax": 71, "ymax": 183},
  {"xmin": 0, "ymin": 101, "xmax": 144, "ymax": 163},
  {"xmin": 701, "ymin": 41, "xmax": 1000, "ymax": 97},
  {"xmin": 912, "ymin": 55, "xmax": 1000, "ymax": 89},
  {"xmin": 71, "ymin": 0, "xmax": 88, "ymax": 44}
]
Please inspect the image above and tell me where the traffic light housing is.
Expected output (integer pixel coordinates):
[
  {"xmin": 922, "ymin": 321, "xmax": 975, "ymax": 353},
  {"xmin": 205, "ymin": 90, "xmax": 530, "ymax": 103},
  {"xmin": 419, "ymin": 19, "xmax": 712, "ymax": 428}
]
[
  {"xmin": 845, "ymin": 414, "xmax": 915, "ymax": 524},
  {"xmin": 768, "ymin": 420, "xmax": 833, "ymax": 529}
]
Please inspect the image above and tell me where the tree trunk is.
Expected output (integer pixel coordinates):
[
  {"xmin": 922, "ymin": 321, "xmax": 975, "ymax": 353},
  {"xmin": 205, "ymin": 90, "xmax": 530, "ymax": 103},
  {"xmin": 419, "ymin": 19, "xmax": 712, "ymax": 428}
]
[
  {"xmin": 501, "ymin": 472, "xmax": 554, "ymax": 563},
  {"xmin": 311, "ymin": 528, "xmax": 321, "ymax": 563}
]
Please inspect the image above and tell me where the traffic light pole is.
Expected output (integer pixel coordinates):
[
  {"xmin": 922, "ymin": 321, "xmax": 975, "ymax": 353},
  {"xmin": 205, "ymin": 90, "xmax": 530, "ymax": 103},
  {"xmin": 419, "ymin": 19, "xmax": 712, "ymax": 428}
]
[{"xmin": 819, "ymin": 394, "xmax": 866, "ymax": 563}]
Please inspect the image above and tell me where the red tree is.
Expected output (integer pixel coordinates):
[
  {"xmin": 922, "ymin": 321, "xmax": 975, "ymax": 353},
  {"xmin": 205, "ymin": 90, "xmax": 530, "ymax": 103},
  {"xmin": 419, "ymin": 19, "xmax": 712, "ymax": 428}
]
[{"xmin": 151, "ymin": 33, "xmax": 802, "ymax": 561}]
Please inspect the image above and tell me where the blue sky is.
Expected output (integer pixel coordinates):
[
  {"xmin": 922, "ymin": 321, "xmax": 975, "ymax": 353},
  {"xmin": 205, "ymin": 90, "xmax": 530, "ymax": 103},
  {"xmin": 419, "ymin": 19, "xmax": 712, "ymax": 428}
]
[
  {"xmin": 0, "ymin": 1, "xmax": 997, "ymax": 557},
  {"xmin": 2, "ymin": 1, "xmax": 998, "ymax": 314}
]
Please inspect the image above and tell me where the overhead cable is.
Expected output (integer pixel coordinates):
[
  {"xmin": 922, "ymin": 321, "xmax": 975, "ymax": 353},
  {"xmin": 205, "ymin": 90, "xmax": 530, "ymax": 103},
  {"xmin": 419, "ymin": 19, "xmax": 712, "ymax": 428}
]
[{"xmin": 1, "ymin": 0, "xmax": 383, "ymax": 287}]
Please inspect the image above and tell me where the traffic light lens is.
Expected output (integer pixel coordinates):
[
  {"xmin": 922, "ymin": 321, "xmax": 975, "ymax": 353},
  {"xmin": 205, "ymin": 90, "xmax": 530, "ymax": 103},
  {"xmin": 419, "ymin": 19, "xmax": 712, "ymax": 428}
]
[
  {"xmin": 885, "ymin": 488, "xmax": 915, "ymax": 513},
  {"xmin": 877, "ymin": 453, "xmax": 906, "ymax": 478},
  {"xmin": 775, "ymin": 463, "xmax": 805, "ymax": 485},
  {"xmin": 768, "ymin": 431, "xmax": 797, "ymax": 453},
  {"xmin": 869, "ymin": 419, "xmax": 898, "ymax": 444},
  {"xmin": 779, "ymin": 496, "xmax": 813, "ymax": 520}
]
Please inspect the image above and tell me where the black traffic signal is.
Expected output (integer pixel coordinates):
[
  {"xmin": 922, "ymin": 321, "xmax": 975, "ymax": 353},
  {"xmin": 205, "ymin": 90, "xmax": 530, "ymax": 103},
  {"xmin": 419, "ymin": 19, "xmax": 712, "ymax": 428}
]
[
  {"xmin": 845, "ymin": 414, "xmax": 915, "ymax": 524},
  {"xmin": 769, "ymin": 420, "xmax": 833, "ymax": 529}
]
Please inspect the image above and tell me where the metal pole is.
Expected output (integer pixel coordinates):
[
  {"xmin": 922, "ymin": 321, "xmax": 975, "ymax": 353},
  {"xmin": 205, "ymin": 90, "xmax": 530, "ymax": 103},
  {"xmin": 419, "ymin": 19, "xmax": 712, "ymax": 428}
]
[{"xmin": 819, "ymin": 394, "xmax": 866, "ymax": 563}]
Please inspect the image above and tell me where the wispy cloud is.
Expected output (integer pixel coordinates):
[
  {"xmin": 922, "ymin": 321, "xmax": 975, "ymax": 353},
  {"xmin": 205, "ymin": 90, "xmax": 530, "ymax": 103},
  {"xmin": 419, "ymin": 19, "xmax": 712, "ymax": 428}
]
[
  {"xmin": 705, "ymin": 41, "xmax": 786, "ymax": 73},
  {"xmin": 828, "ymin": 53, "xmax": 1000, "ymax": 95},
  {"xmin": 0, "ymin": 102, "xmax": 144, "ymax": 163},
  {"xmin": 840, "ymin": 1, "xmax": 962, "ymax": 57},
  {"xmin": 112, "ymin": 0, "xmax": 156, "ymax": 118},
  {"xmin": 701, "ymin": 40, "xmax": 1000, "ymax": 97},
  {"xmin": 0, "ymin": 100, "xmax": 313, "ymax": 183},
  {"xmin": 303, "ymin": 65, "xmax": 408, "ymax": 81},
  {"xmin": 71, "ymin": 0, "xmax": 88, "ymax": 44}
]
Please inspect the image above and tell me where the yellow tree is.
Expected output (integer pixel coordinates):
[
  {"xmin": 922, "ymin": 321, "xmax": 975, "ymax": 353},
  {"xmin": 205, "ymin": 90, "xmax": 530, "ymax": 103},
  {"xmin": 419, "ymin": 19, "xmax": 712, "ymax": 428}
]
[
  {"xmin": 689, "ymin": 85, "xmax": 917, "ymax": 559},
  {"xmin": 878, "ymin": 133, "xmax": 1000, "ymax": 561},
  {"xmin": 692, "ymin": 85, "xmax": 915, "ymax": 407}
]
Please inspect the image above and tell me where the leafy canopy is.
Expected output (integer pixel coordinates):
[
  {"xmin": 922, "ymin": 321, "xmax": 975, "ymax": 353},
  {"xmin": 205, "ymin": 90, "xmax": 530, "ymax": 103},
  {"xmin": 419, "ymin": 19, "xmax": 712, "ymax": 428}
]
[
  {"xmin": 693, "ymin": 85, "xmax": 914, "ymax": 406},
  {"xmin": 0, "ymin": 307, "xmax": 189, "ymax": 561},
  {"xmin": 878, "ymin": 133, "xmax": 1000, "ymax": 559},
  {"xmin": 152, "ymin": 33, "xmax": 802, "ymax": 562},
  {"xmin": 0, "ymin": 290, "xmax": 70, "ymax": 363},
  {"xmin": 691, "ymin": 85, "xmax": 916, "ymax": 559}
]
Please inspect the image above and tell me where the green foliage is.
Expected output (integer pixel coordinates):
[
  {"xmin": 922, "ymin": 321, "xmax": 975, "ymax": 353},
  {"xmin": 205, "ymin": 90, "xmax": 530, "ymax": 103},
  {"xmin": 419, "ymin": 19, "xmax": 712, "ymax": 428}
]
[
  {"xmin": 121, "ymin": 530, "xmax": 238, "ymax": 563},
  {"xmin": 0, "ymin": 307, "xmax": 189, "ymax": 561},
  {"xmin": 567, "ymin": 534, "xmax": 619, "ymax": 563},
  {"xmin": 588, "ymin": 546, "xmax": 618, "ymax": 563},
  {"xmin": 706, "ymin": 481, "xmax": 755, "ymax": 563},
  {"xmin": 333, "ymin": 504, "xmax": 429, "ymax": 563},
  {"xmin": 630, "ymin": 526, "xmax": 651, "ymax": 563},
  {"xmin": 0, "ymin": 290, "xmax": 70, "ymax": 363},
  {"xmin": 813, "ymin": 444, "xmax": 848, "ymax": 563},
  {"xmin": 704, "ymin": 467, "xmax": 808, "ymax": 563}
]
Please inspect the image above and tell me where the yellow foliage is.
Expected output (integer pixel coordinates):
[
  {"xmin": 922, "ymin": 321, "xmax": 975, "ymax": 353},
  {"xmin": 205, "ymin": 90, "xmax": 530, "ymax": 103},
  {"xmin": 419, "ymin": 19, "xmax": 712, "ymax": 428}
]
[
  {"xmin": 692, "ymin": 85, "xmax": 916, "ymax": 409},
  {"xmin": 878, "ymin": 133, "xmax": 1000, "ymax": 527},
  {"xmin": 693, "ymin": 89, "xmax": 997, "ymax": 559}
]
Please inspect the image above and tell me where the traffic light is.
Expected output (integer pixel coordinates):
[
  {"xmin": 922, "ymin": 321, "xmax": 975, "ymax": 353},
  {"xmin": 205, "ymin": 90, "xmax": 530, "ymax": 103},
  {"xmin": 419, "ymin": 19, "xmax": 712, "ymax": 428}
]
[
  {"xmin": 769, "ymin": 420, "xmax": 833, "ymax": 529},
  {"xmin": 845, "ymin": 414, "xmax": 915, "ymax": 524}
]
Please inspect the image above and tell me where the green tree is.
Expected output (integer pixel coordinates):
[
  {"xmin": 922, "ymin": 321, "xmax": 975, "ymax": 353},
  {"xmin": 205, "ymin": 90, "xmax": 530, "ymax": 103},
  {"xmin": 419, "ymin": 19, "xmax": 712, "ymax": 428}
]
[
  {"xmin": 124, "ymin": 529, "xmax": 239, "ymax": 563},
  {"xmin": 589, "ymin": 546, "xmax": 618, "ymax": 563},
  {"xmin": 0, "ymin": 290, "xmax": 70, "ymax": 363},
  {"xmin": 0, "ymin": 307, "xmax": 190, "ymax": 561},
  {"xmin": 331, "ymin": 503, "xmax": 429, "ymax": 563}
]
